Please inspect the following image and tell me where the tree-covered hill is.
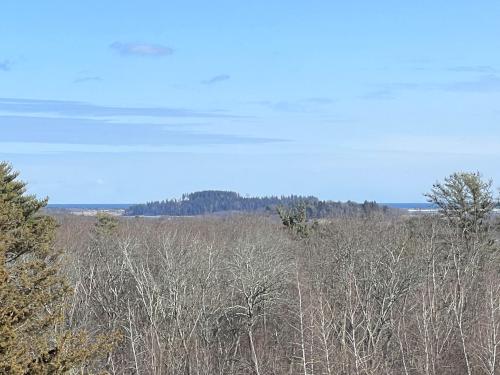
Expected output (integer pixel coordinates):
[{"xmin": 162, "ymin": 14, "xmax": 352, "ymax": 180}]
[{"xmin": 124, "ymin": 190, "xmax": 387, "ymax": 217}]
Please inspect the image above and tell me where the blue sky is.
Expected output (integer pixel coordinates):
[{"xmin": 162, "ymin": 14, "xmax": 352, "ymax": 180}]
[{"xmin": 1, "ymin": 1, "xmax": 500, "ymax": 203}]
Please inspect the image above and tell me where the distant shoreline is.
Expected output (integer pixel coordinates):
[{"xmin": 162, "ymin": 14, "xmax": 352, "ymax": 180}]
[
  {"xmin": 47, "ymin": 203, "xmax": 134, "ymax": 209},
  {"xmin": 47, "ymin": 202, "xmax": 435, "ymax": 211}
]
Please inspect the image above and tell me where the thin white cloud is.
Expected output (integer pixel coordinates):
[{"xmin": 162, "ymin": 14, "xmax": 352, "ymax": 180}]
[{"xmin": 110, "ymin": 42, "xmax": 173, "ymax": 57}]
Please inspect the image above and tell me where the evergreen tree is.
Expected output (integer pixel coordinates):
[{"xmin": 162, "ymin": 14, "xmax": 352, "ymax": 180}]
[
  {"xmin": 425, "ymin": 171, "xmax": 495, "ymax": 237},
  {"xmin": 0, "ymin": 163, "xmax": 115, "ymax": 374},
  {"xmin": 277, "ymin": 202, "xmax": 316, "ymax": 238},
  {"xmin": 93, "ymin": 212, "xmax": 119, "ymax": 237}
]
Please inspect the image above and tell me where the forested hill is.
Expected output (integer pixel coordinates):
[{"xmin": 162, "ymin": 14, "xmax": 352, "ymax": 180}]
[{"xmin": 124, "ymin": 190, "xmax": 387, "ymax": 217}]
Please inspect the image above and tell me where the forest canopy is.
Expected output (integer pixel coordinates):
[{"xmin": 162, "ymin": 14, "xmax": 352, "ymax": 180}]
[{"xmin": 124, "ymin": 190, "xmax": 387, "ymax": 217}]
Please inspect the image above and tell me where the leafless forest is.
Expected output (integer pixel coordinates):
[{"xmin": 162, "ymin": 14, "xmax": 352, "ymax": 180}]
[{"xmin": 56, "ymin": 189, "xmax": 500, "ymax": 374}]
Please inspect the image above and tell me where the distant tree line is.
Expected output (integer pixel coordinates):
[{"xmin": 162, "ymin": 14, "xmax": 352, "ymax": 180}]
[{"xmin": 124, "ymin": 190, "xmax": 387, "ymax": 217}]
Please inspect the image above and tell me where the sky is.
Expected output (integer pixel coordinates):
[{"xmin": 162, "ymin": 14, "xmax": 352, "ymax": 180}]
[{"xmin": 1, "ymin": 1, "xmax": 500, "ymax": 203}]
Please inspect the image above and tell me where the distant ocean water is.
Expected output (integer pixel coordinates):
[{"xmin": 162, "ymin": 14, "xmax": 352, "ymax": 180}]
[{"xmin": 47, "ymin": 204, "xmax": 133, "ymax": 209}]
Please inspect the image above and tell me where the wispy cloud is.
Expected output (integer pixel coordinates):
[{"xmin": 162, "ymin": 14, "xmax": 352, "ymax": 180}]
[
  {"xmin": 74, "ymin": 76, "xmax": 102, "ymax": 84},
  {"xmin": 254, "ymin": 97, "xmax": 335, "ymax": 112},
  {"xmin": 347, "ymin": 134, "xmax": 500, "ymax": 157},
  {"xmin": 0, "ymin": 60, "xmax": 13, "ymax": 71},
  {"xmin": 447, "ymin": 65, "xmax": 497, "ymax": 73},
  {"xmin": 361, "ymin": 83, "xmax": 420, "ymax": 100},
  {"xmin": 362, "ymin": 75, "xmax": 500, "ymax": 99},
  {"xmin": 440, "ymin": 74, "xmax": 500, "ymax": 92},
  {"xmin": 0, "ymin": 97, "xmax": 237, "ymax": 118},
  {"xmin": 202, "ymin": 74, "xmax": 230, "ymax": 85},
  {"xmin": 301, "ymin": 97, "xmax": 335, "ymax": 105},
  {"xmin": 0, "ymin": 115, "xmax": 286, "ymax": 154},
  {"xmin": 110, "ymin": 42, "xmax": 173, "ymax": 57},
  {"xmin": 361, "ymin": 89, "xmax": 395, "ymax": 100},
  {"xmin": 0, "ymin": 141, "xmax": 286, "ymax": 155}
]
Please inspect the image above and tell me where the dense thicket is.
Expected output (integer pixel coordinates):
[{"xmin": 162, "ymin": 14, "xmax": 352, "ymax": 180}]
[
  {"xmin": 55, "ymin": 174, "xmax": 499, "ymax": 374},
  {"xmin": 125, "ymin": 190, "xmax": 386, "ymax": 217}
]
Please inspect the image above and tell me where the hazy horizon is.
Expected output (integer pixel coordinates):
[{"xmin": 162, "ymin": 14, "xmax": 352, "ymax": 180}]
[
  {"xmin": 46, "ymin": 199, "xmax": 433, "ymax": 206},
  {"xmin": 2, "ymin": 1, "xmax": 500, "ymax": 203}
]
